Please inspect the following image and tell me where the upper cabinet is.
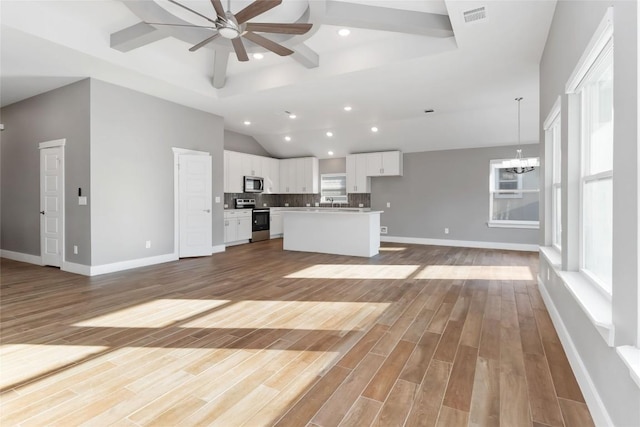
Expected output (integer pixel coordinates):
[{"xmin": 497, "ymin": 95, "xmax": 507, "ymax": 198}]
[
  {"xmin": 365, "ymin": 151, "xmax": 403, "ymax": 177},
  {"xmin": 346, "ymin": 155, "xmax": 371, "ymax": 193},
  {"xmin": 224, "ymin": 151, "xmax": 317, "ymax": 194},
  {"xmin": 280, "ymin": 157, "xmax": 318, "ymax": 194},
  {"xmin": 263, "ymin": 157, "xmax": 280, "ymax": 194}
]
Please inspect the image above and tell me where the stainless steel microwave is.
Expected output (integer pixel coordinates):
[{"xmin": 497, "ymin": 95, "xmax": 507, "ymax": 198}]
[{"xmin": 243, "ymin": 176, "xmax": 264, "ymax": 193}]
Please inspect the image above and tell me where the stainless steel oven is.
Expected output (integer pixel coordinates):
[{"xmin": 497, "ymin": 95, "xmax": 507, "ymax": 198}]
[
  {"xmin": 251, "ymin": 208, "xmax": 270, "ymax": 242},
  {"xmin": 234, "ymin": 198, "xmax": 270, "ymax": 242}
]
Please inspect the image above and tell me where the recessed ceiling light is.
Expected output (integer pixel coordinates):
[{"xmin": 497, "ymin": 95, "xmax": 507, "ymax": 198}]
[
  {"xmin": 326, "ymin": 131, "xmax": 334, "ymax": 137},
  {"xmin": 243, "ymin": 120, "xmax": 251, "ymax": 125},
  {"xmin": 253, "ymin": 53, "xmax": 264, "ymax": 60},
  {"xmin": 371, "ymin": 126, "xmax": 379, "ymax": 132},
  {"xmin": 284, "ymin": 136, "xmax": 291, "ymax": 141},
  {"xmin": 343, "ymin": 106, "xmax": 352, "ymax": 112},
  {"xmin": 289, "ymin": 113, "xmax": 297, "ymax": 119},
  {"xmin": 328, "ymin": 151, "xmax": 334, "ymax": 156},
  {"xmin": 338, "ymin": 28, "xmax": 351, "ymax": 37}
]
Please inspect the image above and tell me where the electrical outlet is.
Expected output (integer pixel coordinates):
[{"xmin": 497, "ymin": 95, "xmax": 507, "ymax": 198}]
[
  {"xmin": 306, "ymin": 203, "xmax": 310, "ymax": 207},
  {"xmin": 315, "ymin": 202, "xmax": 319, "ymax": 207},
  {"xmin": 73, "ymin": 245, "xmax": 78, "ymax": 254},
  {"xmin": 359, "ymin": 203, "xmax": 364, "ymax": 208},
  {"xmin": 444, "ymin": 228, "xmax": 449, "ymax": 234},
  {"xmin": 386, "ymin": 202, "xmax": 391, "ymax": 208},
  {"xmin": 263, "ymin": 203, "xmax": 267, "ymax": 207},
  {"xmin": 215, "ymin": 196, "xmax": 221, "ymax": 203},
  {"xmin": 145, "ymin": 240, "xmax": 151, "ymax": 249},
  {"xmin": 380, "ymin": 226, "xmax": 388, "ymax": 234},
  {"xmin": 285, "ymin": 203, "xmax": 289, "ymax": 207}
]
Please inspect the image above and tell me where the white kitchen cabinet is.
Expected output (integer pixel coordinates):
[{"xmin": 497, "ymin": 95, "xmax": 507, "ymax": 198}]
[
  {"xmin": 279, "ymin": 158, "xmax": 297, "ymax": 193},
  {"xmin": 346, "ymin": 154, "xmax": 371, "ymax": 193},
  {"xmin": 365, "ymin": 151, "xmax": 403, "ymax": 176},
  {"xmin": 263, "ymin": 157, "xmax": 280, "ymax": 194},
  {"xmin": 242, "ymin": 154, "xmax": 262, "ymax": 178},
  {"xmin": 224, "ymin": 150, "xmax": 244, "ymax": 193},
  {"xmin": 224, "ymin": 210, "xmax": 252, "ymax": 244},
  {"xmin": 295, "ymin": 157, "xmax": 319, "ymax": 193},
  {"xmin": 270, "ymin": 211, "xmax": 283, "ymax": 237}
]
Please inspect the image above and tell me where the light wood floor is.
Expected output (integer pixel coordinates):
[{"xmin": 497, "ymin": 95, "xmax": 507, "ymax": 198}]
[{"xmin": 0, "ymin": 240, "xmax": 594, "ymax": 426}]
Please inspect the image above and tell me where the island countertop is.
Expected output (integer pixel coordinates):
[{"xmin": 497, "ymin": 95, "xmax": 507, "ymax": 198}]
[{"xmin": 282, "ymin": 209, "xmax": 383, "ymax": 257}]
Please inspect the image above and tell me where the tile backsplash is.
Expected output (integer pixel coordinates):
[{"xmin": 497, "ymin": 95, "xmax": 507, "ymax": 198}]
[{"xmin": 224, "ymin": 193, "xmax": 370, "ymax": 208}]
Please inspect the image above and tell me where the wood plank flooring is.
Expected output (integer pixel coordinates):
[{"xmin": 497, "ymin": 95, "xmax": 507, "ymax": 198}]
[{"xmin": 0, "ymin": 240, "xmax": 594, "ymax": 426}]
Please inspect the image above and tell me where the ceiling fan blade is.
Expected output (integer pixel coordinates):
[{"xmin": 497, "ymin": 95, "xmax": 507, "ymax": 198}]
[
  {"xmin": 168, "ymin": 0, "xmax": 217, "ymax": 24},
  {"xmin": 244, "ymin": 22, "xmax": 312, "ymax": 35},
  {"xmin": 189, "ymin": 33, "xmax": 221, "ymax": 52},
  {"xmin": 209, "ymin": 0, "xmax": 225, "ymax": 18},
  {"xmin": 243, "ymin": 31, "xmax": 293, "ymax": 56},
  {"xmin": 232, "ymin": 37, "xmax": 249, "ymax": 61},
  {"xmin": 235, "ymin": 0, "xmax": 282, "ymax": 25},
  {"xmin": 145, "ymin": 22, "xmax": 215, "ymax": 29}
]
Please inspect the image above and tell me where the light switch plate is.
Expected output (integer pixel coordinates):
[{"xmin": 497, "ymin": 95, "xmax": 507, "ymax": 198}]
[
  {"xmin": 78, "ymin": 196, "xmax": 87, "ymax": 205},
  {"xmin": 215, "ymin": 196, "xmax": 221, "ymax": 203}
]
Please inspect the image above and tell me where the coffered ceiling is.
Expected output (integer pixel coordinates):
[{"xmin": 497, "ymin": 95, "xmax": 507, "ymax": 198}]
[{"xmin": 0, "ymin": 0, "xmax": 557, "ymax": 158}]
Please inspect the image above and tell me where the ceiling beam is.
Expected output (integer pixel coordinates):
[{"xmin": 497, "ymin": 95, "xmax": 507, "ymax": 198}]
[
  {"xmin": 323, "ymin": 1, "xmax": 454, "ymax": 38},
  {"xmin": 110, "ymin": 22, "xmax": 169, "ymax": 52},
  {"xmin": 212, "ymin": 50, "xmax": 229, "ymax": 89},
  {"xmin": 290, "ymin": 43, "xmax": 319, "ymax": 68}
]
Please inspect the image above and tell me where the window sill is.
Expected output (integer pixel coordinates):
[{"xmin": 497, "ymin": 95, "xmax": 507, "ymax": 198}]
[
  {"xmin": 487, "ymin": 222, "xmax": 540, "ymax": 229},
  {"xmin": 616, "ymin": 346, "xmax": 640, "ymax": 389},
  {"xmin": 557, "ymin": 271, "xmax": 614, "ymax": 346},
  {"xmin": 540, "ymin": 246, "xmax": 561, "ymax": 268}
]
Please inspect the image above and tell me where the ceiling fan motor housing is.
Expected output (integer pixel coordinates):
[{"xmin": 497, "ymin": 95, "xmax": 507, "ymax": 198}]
[{"xmin": 217, "ymin": 12, "xmax": 242, "ymax": 39}]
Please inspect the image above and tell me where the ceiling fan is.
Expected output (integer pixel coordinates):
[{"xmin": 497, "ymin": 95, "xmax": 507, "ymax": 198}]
[{"xmin": 149, "ymin": 0, "xmax": 313, "ymax": 61}]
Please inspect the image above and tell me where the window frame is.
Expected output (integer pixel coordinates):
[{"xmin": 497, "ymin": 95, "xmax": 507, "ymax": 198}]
[
  {"xmin": 488, "ymin": 159, "xmax": 540, "ymax": 229},
  {"xmin": 320, "ymin": 173, "xmax": 348, "ymax": 204},
  {"xmin": 544, "ymin": 98, "xmax": 562, "ymax": 251},
  {"xmin": 565, "ymin": 14, "xmax": 614, "ymax": 296}
]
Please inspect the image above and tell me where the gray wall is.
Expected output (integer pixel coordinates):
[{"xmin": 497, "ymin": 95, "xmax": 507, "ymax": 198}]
[
  {"xmin": 224, "ymin": 130, "xmax": 271, "ymax": 157},
  {"xmin": 371, "ymin": 144, "xmax": 539, "ymax": 245},
  {"xmin": 90, "ymin": 80, "xmax": 224, "ymax": 265},
  {"xmin": 319, "ymin": 157, "xmax": 346, "ymax": 174},
  {"xmin": 1, "ymin": 79, "xmax": 91, "ymax": 264},
  {"xmin": 539, "ymin": 1, "xmax": 639, "ymax": 425}
]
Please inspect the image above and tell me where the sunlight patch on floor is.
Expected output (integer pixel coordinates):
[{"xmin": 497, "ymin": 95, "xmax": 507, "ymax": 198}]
[
  {"xmin": 0, "ymin": 344, "xmax": 108, "ymax": 389},
  {"xmin": 415, "ymin": 265, "xmax": 534, "ymax": 280},
  {"xmin": 285, "ymin": 264, "xmax": 420, "ymax": 279},
  {"xmin": 378, "ymin": 247, "xmax": 407, "ymax": 252},
  {"xmin": 181, "ymin": 300, "xmax": 389, "ymax": 330},
  {"xmin": 72, "ymin": 299, "xmax": 230, "ymax": 328}
]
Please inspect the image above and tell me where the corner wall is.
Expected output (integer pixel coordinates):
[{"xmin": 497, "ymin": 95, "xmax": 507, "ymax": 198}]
[
  {"xmin": 371, "ymin": 144, "xmax": 539, "ymax": 248},
  {"xmin": 0, "ymin": 79, "xmax": 91, "ymax": 265},
  {"xmin": 90, "ymin": 79, "xmax": 225, "ymax": 266}
]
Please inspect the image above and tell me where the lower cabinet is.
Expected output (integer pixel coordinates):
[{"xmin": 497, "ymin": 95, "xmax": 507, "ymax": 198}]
[
  {"xmin": 224, "ymin": 210, "xmax": 252, "ymax": 244},
  {"xmin": 270, "ymin": 211, "xmax": 283, "ymax": 238}
]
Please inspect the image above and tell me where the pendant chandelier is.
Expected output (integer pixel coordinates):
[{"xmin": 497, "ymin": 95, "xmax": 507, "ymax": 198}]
[{"xmin": 503, "ymin": 97, "xmax": 539, "ymax": 174}]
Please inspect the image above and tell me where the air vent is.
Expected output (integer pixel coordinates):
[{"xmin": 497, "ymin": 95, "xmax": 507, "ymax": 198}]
[{"xmin": 463, "ymin": 7, "xmax": 486, "ymax": 23}]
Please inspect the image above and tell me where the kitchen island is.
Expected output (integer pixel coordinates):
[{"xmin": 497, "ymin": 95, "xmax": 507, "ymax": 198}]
[{"xmin": 282, "ymin": 209, "xmax": 383, "ymax": 257}]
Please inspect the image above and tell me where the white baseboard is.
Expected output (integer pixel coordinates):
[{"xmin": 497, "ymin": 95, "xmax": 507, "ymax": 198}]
[
  {"xmin": 89, "ymin": 253, "xmax": 178, "ymax": 276},
  {"xmin": 211, "ymin": 244, "xmax": 225, "ymax": 254},
  {"xmin": 537, "ymin": 275, "xmax": 614, "ymax": 427},
  {"xmin": 62, "ymin": 261, "xmax": 92, "ymax": 276},
  {"xmin": 381, "ymin": 235, "xmax": 539, "ymax": 252},
  {"xmin": 1, "ymin": 249, "xmax": 43, "ymax": 265}
]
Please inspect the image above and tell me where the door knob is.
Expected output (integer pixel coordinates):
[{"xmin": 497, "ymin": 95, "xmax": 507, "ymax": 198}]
[
  {"xmin": 40, "ymin": 211, "xmax": 45, "ymax": 215},
  {"xmin": 203, "ymin": 209, "xmax": 211, "ymax": 213}
]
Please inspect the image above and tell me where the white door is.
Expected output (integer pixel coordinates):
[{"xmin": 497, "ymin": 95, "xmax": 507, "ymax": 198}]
[
  {"xmin": 40, "ymin": 146, "xmax": 64, "ymax": 267},
  {"xmin": 179, "ymin": 154, "xmax": 212, "ymax": 257}
]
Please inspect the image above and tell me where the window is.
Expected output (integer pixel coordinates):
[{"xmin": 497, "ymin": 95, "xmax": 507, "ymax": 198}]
[
  {"xmin": 544, "ymin": 101, "xmax": 562, "ymax": 250},
  {"xmin": 489, "ymin": 159, "xmax": 540, "ymax": 228},
  {"xmin": 578, "ymin": 39, "xmax": 614, "ymax": 294},
  {"xmin": 320, "ymin": 173, "xmax": 347, "ymax": 204}
]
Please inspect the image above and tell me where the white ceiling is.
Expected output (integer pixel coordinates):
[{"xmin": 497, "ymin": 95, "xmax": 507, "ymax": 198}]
[{"xmin": 0, "ymin": 0, "xmax": 557, "ymax": 159}]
